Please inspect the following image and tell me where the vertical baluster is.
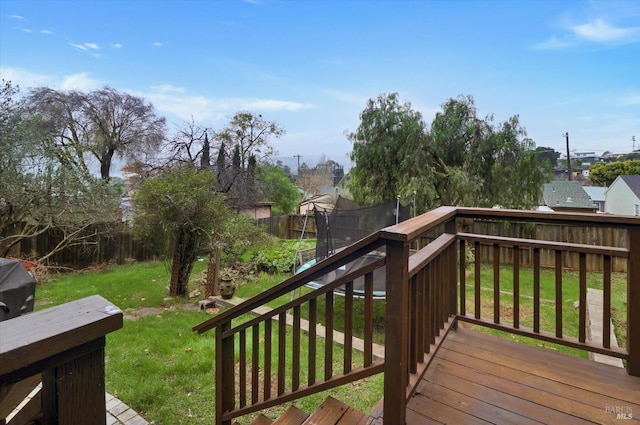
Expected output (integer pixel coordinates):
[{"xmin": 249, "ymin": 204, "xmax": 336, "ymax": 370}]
[
  {"xmin": 534, "ymin": 247, "xmax": 540, "ymax": 333},
  {"xmin": 603, "ymin": 255, "xmax": 612, "ymax": 349},
  {"xmin": 325, "ymin": 290, "xmax": 334, "ymax": 381},
  {"xmin": 292, "ymin": 305, "xmax": 301, "ymax": 391},
  {"xmin": 449, "ymin": 243, "xmax": 457, "ymax": 317},
  {"xmin": 555, "ymin": 250, "xmax": 563, "ymax": 338},
  {"xmin": 278, "ymin": 312, "xmax": 286, "ymax": 396},
  {"xmin": 494, "ymin": 243, "xmax": 500, "ymax": 324},
  {"xmin": 409, "ymin": 274, "xmax": 418, "ymax": 374},
  {"xmin": 252, "ymin": 324, "xmax": 259, "ymax": 404},
  {"xmin": 628, "ymin": 227, "xmax": 640, "ymax": 376},
  {"xmin": 513, "ymin": 246, "xmax": 520, "ymax": 329},
  {"xmin": 460, "ymin": 239, "xmax": 466, "ymax": 317},
  {"xmin": 475, "ymin": 241, "xmax": 481, "ymax": 319},
  {"xmin": 416, "ymin": 270, "xmax": 425, "ymax": 356},
  {"xmin": 308, "ymin": 298, "xmax": 317, "ymax": 385},
  {"xmin": 239, "ymin": 329, "xmax": 246, "ymax": 408},
  {"xmin": 364, "ymin": 272, "xmax": 373, "ymax": 367},
  {"xmin": 425, "ymin": 265, "xmax": 432, "ymax": 350},
  {"xmin": 579, "ymin": 253, "xmax": 587, "ymax": 343},
  {"xmin": 430, "ymin": 263, "xmax": 437, "ymax": 345},
  {"xmin": 264, "ymin": 318, "xmax": 272, "ymax": 401},
  {"xmin": 344, "ymin": 281, "xmax": 354, "ymax": 374}
]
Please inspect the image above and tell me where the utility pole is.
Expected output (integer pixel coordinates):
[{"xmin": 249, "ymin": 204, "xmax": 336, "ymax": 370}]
[
  {"xmin": 564, "ymin": 132, "xmax": 571, "ymax": 181},
  {"xmin": 294, "ymin": 154, "xmax": 302, "ymax": 175},
  {"xmin": 633, "ymin": 135, "xmax": 636, "ymax": 152}
]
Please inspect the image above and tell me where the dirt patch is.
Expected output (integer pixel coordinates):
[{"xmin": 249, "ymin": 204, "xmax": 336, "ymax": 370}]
[{"xmin": 124, "ymin": 302, "xmax": 199, "ymax": 320}]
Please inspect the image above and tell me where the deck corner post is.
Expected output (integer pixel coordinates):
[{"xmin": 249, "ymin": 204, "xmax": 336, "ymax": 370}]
[
  {"xmin": 216, "ymin": 320, "xmax": 234, "ymax": 425},
  {"xmin": 627, "ymin": 227, "xmax": 640, "ymax": 376},
  {"xmin": 383, "ymin": 237, "xmax": 409, "ymax": 425}
]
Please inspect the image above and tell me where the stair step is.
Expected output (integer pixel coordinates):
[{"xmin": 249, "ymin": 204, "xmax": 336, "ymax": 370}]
[
  {"xmin": 271, "ymin": 405, "xmax": 309, "ymax": 425},
  {"xmin": 303, "ymin": 396, "xmax": 369, "ymax": 425}
]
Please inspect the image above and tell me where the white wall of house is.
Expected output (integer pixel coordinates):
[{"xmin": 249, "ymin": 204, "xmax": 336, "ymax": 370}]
[{"xmin": 605, "ymin": 177, "xmax": 640, "ymax": 216}]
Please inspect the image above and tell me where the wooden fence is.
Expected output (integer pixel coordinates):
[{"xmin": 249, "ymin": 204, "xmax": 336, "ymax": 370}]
[
  {"xmin": 6, "ymin": 222, "xmax": 156, "ymax": 270},
  {"xmin": 468, "ymin": 219, "xmax": 628, "ymax": 272},
  {"xmin": 256, "ymin": 214, "xmax": 317, "ymax": 240}
]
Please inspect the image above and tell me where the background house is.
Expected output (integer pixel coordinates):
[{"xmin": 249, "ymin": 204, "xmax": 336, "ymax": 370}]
[
  {"xmin": 540, "ymin": 181, "xmax": 597, "ymax": 213},
  {"xmin": 605, "ymin": 175, "xmax": 640, "ymax": 216},
  {"xmin": 582, "ymin": 186, "xmax": 606, "ymax": 213}
]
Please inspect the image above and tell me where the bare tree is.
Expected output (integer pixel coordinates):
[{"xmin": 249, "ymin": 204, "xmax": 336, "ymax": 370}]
[
  {"xmin": 1, "ymin": 81, "xmax": 121, "ymax": 264},
  {"xmin": 27, "ymin": 86, "xmax": 166, "ymax": 182}
]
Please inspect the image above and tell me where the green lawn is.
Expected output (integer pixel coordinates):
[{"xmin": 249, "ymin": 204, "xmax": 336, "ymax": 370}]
[
  {"xmin": 31, "ymin": 257, "xmax": 628, "ymax": 424},
  {"xmin": 34, "ymin": 260, "xmax": 383, "ymax": 425}
]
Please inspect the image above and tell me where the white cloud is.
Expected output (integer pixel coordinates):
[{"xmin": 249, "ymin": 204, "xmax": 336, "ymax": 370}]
[
  {"xmin": 59, "ymin": 73, "xmax": 102, "ymax": 91},
  {"xmin": 141, "ymin": 86, "xmax": 314, "ymax": 125},
  {"xmin": 40, "ymin": 29, "xmax": 54, "ymax": 35},
  {"xmin": 69, "ymin": 42, "xmax": 87, "ymax": 51},
  {"xmin": 9, "ymin": 15, "xmax": 24, "ymax": 20},
  {"xmin": 532, "ymin": 35, "xmax": 575, "ymax": 50},
  {"xmin": 571, "ymin": 19, "xmax": 640, "ymax": 43},
  {"xmin": 0, "ymin": 66, "xmax": 54, "ymax": 88},
  {"xmin": 84, "ymin": 42, "xmax": 99, "ymax": 50},
  {"xmin": 152, "ymin": 42, "xmax": 164, "ymax": 48},
  {"xmin": 21, "ymin": 28, "xmax": 32, "ymax": 33},
  {"xmin": 151, "ymin": 84, "xmax": 185, "ymax": 94},
  {"xmin": 241, "ymin": 99, "xmax": 314, "ymax": 111},
  {"xmin": 0, "ymin": 68, "xmax": 102, "ymax": 92},
  {"xmin": 620, "ymin": 93, "xmax": 640, "ymax": 106},
  {"xmin": 112, "ymin": 43, "xmax": 123, "ymax": 48}
]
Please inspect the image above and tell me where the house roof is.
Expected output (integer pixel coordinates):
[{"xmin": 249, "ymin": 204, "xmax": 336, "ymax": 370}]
[
  {"xmin": 582, "ymin": 186, "xmax": 606, "ymax": 202},
  {"xmin": 618, "ymin": 175, "xmax": 640, "ymax": 198},
  {"xmin": 542, "ymin": 181, "xmax": 596, "ymax": 209}
]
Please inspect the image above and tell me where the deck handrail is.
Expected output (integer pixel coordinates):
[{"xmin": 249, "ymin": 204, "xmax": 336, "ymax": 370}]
[
  {"xmin": 194, "ymin": 231, "xmax": 388, "ymax": 424},
  {"xmin": 193, "ymin": 231, "xmax": 383, "ymax": 334},
  {"xmin": 0, "ymin": 295, "xmax": 123, "ymax": 425},
  {"xmin": 195, "ymin": 206, "xmax": 640, "ymax": 425}
]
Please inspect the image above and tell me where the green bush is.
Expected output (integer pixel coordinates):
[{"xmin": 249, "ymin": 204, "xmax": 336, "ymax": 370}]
[{"xmin": 254, "ymin": 239, "xmax": 315, "ymax": 274}]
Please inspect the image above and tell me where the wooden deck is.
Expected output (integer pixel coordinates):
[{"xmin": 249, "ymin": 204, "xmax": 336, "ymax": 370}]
[{"xmin": 402, "ymin": 326, "xmax": 640, "ymax": 424}]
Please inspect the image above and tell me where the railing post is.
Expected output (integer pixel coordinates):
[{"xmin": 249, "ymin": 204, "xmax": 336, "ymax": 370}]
[
  {"xmin": 628, "ymin": 227, "xmax": 640, "ymax": 376},
  {"xmin": 216, "ymin": 320, "xmax": 234, "ymax": 425},
  {"xmin": 0, "ymin": 296, "xmax": 122, "ymax": 425},
  {"xmin": 41, "ymin": 338, "xmax": 106, "ymax": 424},
  {"xmin": 384, "ymin": 238, "xmax": 409, "ymax": 425}
]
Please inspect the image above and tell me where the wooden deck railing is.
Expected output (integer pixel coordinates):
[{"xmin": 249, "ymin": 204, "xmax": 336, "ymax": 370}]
[
  {"xmin": 193, "ymin": 233, "xmax": 388, "ymax": 425},
  {"xmin": 195, "ymin": 206, "xmax": 640, "ymax": 425},
  {"xmin": 0, "ymin": 295, "xmax": 123, "ymax": 425}
]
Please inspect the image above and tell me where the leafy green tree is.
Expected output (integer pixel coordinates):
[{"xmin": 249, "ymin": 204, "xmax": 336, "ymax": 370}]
[
  {"xmin": 535, "ymin": 146, "xmax": 560, "ymax": 168},
  {"xmin": 589, "ymin": 160, "xmax": 640, "ymax": 186},
  {"xmin": 348, "ymin": 94, "xmax": 547, "ymax": 212},
  {"xmin": 348, "ymin": 93, "xmax": 427, "ymax": 206},
  {"xmin": 133, "ymin": 166, "xmax": 229, "ymax": 296},
  {"xmin": 257, "ymin": 164, "xmax": 300, "ymax": 214}
]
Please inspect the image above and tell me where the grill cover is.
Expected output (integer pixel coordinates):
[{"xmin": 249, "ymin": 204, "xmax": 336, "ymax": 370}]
[{"xmin": 0, "ymin": 258, "xmax": 36, "ymax": 322}]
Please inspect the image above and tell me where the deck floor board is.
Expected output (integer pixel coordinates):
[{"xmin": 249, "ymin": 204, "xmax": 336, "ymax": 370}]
[{"xmin": 405, "ymin": 327, "xmax": 640, "ymax": 425}]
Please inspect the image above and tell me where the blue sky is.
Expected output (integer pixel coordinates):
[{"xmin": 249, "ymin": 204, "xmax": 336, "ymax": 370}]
[{"xmin": 1, "ymin": 0, "xmax": 639, "ymax": 171}]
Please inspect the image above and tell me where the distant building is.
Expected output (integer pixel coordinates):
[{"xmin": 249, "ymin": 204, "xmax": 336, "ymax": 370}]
[
  {"xmin": 242, "ymin": 202, "xmax": 273, "ymax": 219},
  {"xmin": 540, "ymin": 181, "xmax": 597, "ymax": 213},
  {"xmin": 605, "ymin": 175, "xmax": 640, "ymax": 216},
  {"xmin": 582, "ymin": 186, "xmax": 606, "ymax": 212}
]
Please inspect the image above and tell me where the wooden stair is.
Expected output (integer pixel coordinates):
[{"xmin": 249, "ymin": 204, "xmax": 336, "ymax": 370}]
[{"xmin": 241, "ymin": 396, "xmax": 371, "ymax": 425}]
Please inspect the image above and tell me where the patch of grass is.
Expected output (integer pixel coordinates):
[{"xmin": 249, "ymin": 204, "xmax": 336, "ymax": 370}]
[
  {"xmin": 462, "ymin": 264, "xmax": 628, "ymax": 356},
  {"xmin": 35, "ymin": 260, "xmax": 208, "ymax": 310},
  {"xmin": 33, "ymin": 259, "xmax": 384, "ymax": 424}
]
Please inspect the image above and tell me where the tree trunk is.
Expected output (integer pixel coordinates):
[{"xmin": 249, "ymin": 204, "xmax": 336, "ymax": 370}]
[{"xmin": 169, "ymin": 226, "xmax": 197, "ymax": 297}]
